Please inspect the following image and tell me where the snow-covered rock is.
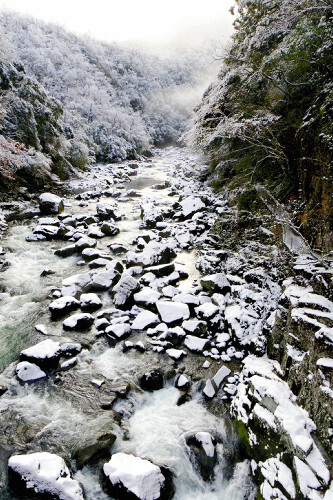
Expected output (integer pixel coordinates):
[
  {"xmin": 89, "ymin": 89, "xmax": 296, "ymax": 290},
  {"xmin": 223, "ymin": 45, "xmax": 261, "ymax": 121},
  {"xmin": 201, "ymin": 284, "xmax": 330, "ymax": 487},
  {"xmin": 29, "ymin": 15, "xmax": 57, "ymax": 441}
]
[
  {"xmin": 20, "ymin": 339, "xmax": 61, "ymax": 370},
  {"xmin": 179, "ymin": 196, "xmax": 205, "ymax": 219},
  {"xmin": 166, "ymin": 348, "xmax": 187, "ymax": 361},
  {"xmin": 63, "ymin": 313, "xmax": 94, "ymax": 331},
  {"xmin": 16, "ymin": 362, "xmax": 46, "ymax": 383},
  {"xmin": 80, "ymin": 293, "xmax": 102, "ymax": 311},
  {"xmin": 8, "ymin": 452, "xmax": 84, "ymax": 500},
  {"xmin": 91, "ymin": 268, "xmax": 120, "ymax": 291},
  {"xmin": 184, "ymin": 335, "xmax": 210, "ymax": 353},
  {"xmin": 103, "ymin": 452, "xmax": 173, "ymax": 500},
  {"xmin": 203, "ymin": 366, "xmax": 231, "ymax": 399},
  {"xmin": 156, "ymin": 301, "xmax": 190, "ymax": 324},
  {"xmin": 134, "ymin": 287, "xmax": 161, "ymax": 307},
  {"xmin": 201, "ymin": 273, "xmax": 231, "ymax": 295},
  {"xmin": 105, "ymin": 323, "xmax": 131, "ymax": 340},
  {"xmin": 39, "ymin": 193, "xmax": 64, "ymax": 215},
  {"xmin": 131, "ymin": 311, "xmax": 159, "ymax": 330},
  {"xmin": 49, "ymin": 296, "xmax": 80, "ymax": 318}
]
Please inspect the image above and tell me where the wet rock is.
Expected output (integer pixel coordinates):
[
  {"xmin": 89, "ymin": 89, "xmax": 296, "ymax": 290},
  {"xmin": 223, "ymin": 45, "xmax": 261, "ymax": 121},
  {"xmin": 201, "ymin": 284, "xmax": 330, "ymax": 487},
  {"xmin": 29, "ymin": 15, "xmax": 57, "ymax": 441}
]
[
  {"xmin": 0, "ymin": 385, "xmax": 8, "ymax": 396},
  {"xmin": 8, "ymin": 452, "xmax": 84, "ymax": 499},
  {"xmin": 16, "ymin": 361, "xmax": 46, "ymax": 383},
  {"xmin": 33, "ymin": 224, "xmax": 61, "ymax": 239},
  {"xmin": 54, "ymin": 244, "xmax": 77, "ymax": 258},
  {"xmin": 20, "ymin": 339, "xmax": 61, "ymax": 371},
  {"xmin": 80, "ymin": 292, "xmax": 102, "ymax": 311},
  {"xmin": 101, "ymin": 222, "xmax": 120, "ymax": 236},
  {"xmin": 140, "ymin": 369, "xmax": 164, "ymax": 391},
  {"xmin": 63, "ymin": 313, "xmax": 94, "ymax": 331},
  {"xmin": 103, "ymin": 452, "xmax": 174, "ymax": 500},
  {"xmin": 81, "ymin": 247, "xmax": 109, "ymax": 261},
  {"xmin": 49, "ymin": 295, "xmax": 80, "ymax": 319},
  {"xmin": 72, "ymin": 431, "xmax": 117, "ymax": 468},
  {"xmin": 40, "ymin": 268, "xmax": 55, "ymax": 277},
  {"xmin": 97, "ymin": 202, "xmax": 122, "ymax": 221},
  {"xmin": 39, "ymin": 193, "xmax": 64, "ymax": 215},
  {"xmin": 112, "ymin": 273, "xmax": 140, "ymax": 309},
  {"xmin": 186, "ymin": 431, "xmax": 218, "ymax": 481}
]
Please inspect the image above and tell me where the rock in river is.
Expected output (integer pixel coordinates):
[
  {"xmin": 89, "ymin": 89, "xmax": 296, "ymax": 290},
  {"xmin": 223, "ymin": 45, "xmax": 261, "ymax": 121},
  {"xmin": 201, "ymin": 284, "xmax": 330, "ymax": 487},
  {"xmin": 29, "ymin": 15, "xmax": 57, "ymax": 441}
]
[
  {"xmin": 103, "ymin": 452, "xmax": 174, "ymax": 500},
  {"xmin": 39, "ymin": 192, "xmax": 64, "ymax": 215},
  {"xmin": 8, "ymin": 452, "xmax": 84, "ymax": 500}
]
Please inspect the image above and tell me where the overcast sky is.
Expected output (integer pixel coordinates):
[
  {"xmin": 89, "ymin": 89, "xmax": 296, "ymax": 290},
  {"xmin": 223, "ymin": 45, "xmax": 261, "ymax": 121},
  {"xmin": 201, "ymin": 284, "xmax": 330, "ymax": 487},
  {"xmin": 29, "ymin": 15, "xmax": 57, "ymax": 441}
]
[{"xmin": 0, "ymin": 0, "xmax": 234, "ymax": 46}]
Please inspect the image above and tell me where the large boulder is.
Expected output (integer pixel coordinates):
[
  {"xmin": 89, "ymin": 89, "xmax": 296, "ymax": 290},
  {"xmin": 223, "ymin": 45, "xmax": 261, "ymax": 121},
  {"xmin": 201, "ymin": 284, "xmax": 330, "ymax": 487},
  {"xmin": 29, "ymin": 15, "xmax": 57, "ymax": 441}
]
[
  {"xmin": 103, "ymin": 452, "xmax": 174, "ymax": 500},
  {"xmin": 8, "ymin": 452, "xmax": 84, "ymax": 500},
  {"xmin": 140, "ymin": 370, "xmax": 164, "ymax": 391},
  {"xmin": 20, "ymin": 339, "xmax": 61, "ymax": 371},
  {"xmin": 63, "ymin": 313, "xmax": 94, "ymax": 331},
  {"xmin": 39, "ymin": 193, "xmax": 64, "ymax": 215},
  {"xmin": 200, "ymin": 274, "xmax": 231, "ymax": 295}
]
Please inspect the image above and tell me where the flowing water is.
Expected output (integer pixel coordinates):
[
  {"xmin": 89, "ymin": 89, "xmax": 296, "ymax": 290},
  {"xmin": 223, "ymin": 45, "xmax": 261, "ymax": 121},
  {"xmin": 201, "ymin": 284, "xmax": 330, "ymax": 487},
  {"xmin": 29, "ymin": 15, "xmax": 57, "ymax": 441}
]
[{"xmin": 0, "ymin": 148, "xmax": 256, "ymax": 499}]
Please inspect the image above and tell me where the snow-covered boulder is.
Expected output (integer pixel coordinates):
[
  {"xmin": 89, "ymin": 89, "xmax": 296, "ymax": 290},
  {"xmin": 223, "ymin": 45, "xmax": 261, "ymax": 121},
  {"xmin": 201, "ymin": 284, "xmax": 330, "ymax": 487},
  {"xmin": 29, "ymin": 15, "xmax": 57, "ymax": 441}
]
[
  {"xmin": 101, "ymin": 222, "xmax": 120, "ymax": 236},
  {"xmin": 105, "ymin": 323, "xmax": 131, "ymax": 341},
  {"xmin": 49, "ymin": 296, "xmax": 80, "ymax": 319},
  {"xmin": 166, "ymin": 348, "xmax": 187, "ymax": 361},
  {"xmin": 184, "ymin": 335, "xmax": 210, "ymax": 353},
  {"xmin": 20, "ymin": 339, "xmax": 61, "ymax": 371},
  {"xmin": 156, "ymin": 301, "xmax": 190, "ymax": 324},
  {"xmin": 131, "ymin": 311, "xmax": 159, "ymax": 330},
  {"xmin": 201, "ymin": 273, "xmax": 231, "ymax": 295},
  {"xmin": 134, "ymin": 287, "xmax": 161, "ymax": 307},
  {"xmin": 178, "ymin": 196, "xmax": 206, "ymax": 219},
  {"xmin": 80, "ymin": 293, "xmax": 102, "ymax": 311},
  {"xmin": 103, "ymin": 452, "xmax": 174, "ymax": 500},
  {"xmin": 39, "ymin": 193, "xmax": 64, "ymax": 215},
  {"xmin": 16, "ymin": 361, "xmax": 46, "ymax": 383},
  {"xmin": 8, "ymin": 452, "xmax": 84, "ymax": 500},
  {"xmin": 182, "ymin": 319, "xmax": 207, "ymax": 337},
  {"xmin": 126, "ymin": 241, "xmax": 177, "ymax": 268},
  {"xmin": 63, "ymin": 313, "xmax": 94, "ymax": 331},
  {"xmin": 91, "ymin": 268, "xmax": 121, "ymax": 291},
  {"xmin": 112, "ymin": 273, "xmax": 139, "ymax": 309}
]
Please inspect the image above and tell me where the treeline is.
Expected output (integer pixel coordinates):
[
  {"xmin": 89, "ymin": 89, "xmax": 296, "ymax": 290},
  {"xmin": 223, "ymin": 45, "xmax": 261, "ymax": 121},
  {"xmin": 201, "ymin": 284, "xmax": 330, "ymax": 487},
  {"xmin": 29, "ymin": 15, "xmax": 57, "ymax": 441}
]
[
  {"xmin": 1, "ymin": 11, "xmax": 216, "ymax": 166},
  {"xmin": 187, "ymin": 0, "xmax": 333, "ymax": 250}
]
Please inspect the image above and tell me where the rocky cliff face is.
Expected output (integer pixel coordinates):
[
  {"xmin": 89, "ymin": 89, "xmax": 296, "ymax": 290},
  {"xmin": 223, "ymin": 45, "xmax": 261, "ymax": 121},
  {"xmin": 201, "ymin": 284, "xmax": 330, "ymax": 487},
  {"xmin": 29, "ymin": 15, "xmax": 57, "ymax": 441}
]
[{"xmin": 0, "ymin": 60, "xmax": 76, "ymax": 196}]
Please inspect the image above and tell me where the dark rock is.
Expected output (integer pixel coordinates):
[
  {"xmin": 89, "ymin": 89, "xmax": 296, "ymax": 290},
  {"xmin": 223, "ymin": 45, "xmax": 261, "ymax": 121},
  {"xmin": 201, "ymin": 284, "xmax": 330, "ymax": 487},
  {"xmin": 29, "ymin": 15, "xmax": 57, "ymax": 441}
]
[
  {"xmin": 72, "ymin": 431, "xmax": 117, "ymax": 468},
  {"xmin": 186, "ymin": 431, "xmax": 218, "ymax": 481},
  {"xmin": 63, "ymin": 313, "xmax": 94, "ymax": 331},
  {"xmin": 140, "ymin": 370, "xmax": 164, "ymax": 391},
  {"xmin": 49, "ymin": 296, "xmax": 80, "ymax": 319}
]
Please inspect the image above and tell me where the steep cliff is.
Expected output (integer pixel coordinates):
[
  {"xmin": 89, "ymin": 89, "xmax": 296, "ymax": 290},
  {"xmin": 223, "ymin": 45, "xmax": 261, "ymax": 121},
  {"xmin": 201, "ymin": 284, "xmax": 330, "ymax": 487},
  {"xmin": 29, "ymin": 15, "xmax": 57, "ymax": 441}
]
[{"xmin": 187, "ymin": 0, "xmax": 333, "ymax": 252}]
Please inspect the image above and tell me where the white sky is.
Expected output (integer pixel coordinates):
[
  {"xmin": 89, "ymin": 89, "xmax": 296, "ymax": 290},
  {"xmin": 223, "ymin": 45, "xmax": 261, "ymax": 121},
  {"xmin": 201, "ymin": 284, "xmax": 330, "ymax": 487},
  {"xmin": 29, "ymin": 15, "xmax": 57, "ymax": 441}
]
[{"xmin": 0, "ymin": 0, "xmax": 234, "ymax": 45}]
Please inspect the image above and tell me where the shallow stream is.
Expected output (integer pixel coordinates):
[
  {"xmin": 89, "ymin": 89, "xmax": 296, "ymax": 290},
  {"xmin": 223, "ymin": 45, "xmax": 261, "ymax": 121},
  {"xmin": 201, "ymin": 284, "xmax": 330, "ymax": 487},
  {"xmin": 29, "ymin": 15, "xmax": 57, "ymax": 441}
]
[{"xmin": 0, "ymin": 148, "xmax": 256, "ymax": 499}]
